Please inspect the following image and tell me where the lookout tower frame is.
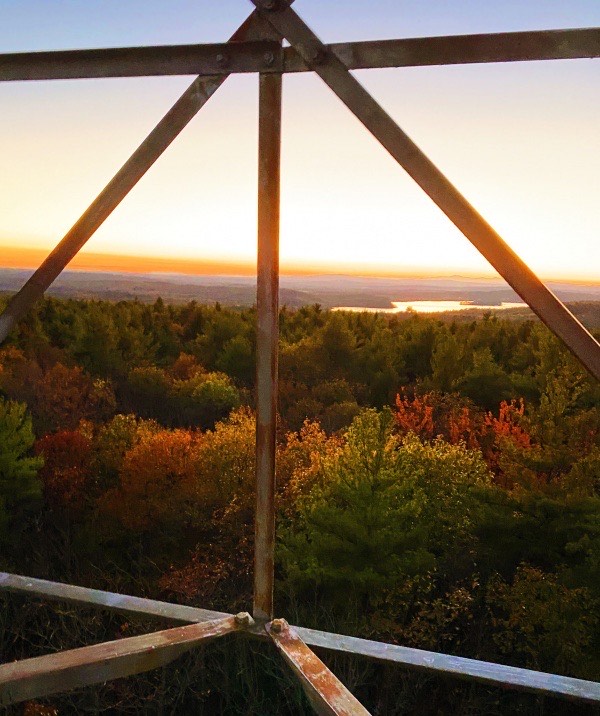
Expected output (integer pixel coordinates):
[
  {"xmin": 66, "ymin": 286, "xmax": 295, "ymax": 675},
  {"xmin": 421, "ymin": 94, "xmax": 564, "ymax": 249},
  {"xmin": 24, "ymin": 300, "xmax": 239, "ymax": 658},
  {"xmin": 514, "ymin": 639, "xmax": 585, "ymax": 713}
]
[{"xmin": 0, "ymin": 2, "xmax": 599, "ymax": 712}]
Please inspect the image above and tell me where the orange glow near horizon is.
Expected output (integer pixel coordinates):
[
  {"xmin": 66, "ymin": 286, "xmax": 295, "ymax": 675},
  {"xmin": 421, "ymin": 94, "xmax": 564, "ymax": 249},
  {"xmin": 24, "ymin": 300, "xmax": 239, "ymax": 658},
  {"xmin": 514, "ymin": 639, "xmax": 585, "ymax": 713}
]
[
  {"xmin": 0, "ymin": 15, "xmax": 598, "ymax": 285},
  {"xmin": 1, "ymin": 244, "xmax": 599, "ymax": 285}
]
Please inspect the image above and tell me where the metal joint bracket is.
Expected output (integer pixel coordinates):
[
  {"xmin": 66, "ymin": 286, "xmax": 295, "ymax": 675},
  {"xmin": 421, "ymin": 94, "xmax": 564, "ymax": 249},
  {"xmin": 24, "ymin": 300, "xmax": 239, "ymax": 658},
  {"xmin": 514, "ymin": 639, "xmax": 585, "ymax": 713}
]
[{"xmin": 256, "ymin": 0, "xmax": 285, "ymax": 11}]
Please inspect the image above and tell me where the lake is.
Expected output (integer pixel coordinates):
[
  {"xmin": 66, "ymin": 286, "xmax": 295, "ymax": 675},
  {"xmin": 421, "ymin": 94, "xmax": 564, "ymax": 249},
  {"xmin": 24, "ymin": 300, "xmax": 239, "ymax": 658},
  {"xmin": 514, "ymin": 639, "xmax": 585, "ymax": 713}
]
[{"xmin": 333, "ymin": 300, "xmax": 527, "ymax": 314}]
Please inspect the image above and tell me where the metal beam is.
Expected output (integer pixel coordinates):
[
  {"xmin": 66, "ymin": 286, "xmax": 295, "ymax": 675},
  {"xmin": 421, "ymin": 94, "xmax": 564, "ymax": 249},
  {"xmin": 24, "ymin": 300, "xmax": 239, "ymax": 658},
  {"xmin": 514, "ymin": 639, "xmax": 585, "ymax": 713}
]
[
  {"xmin": 253, "ymin": 66, "xmax": 282, "ymax": 621},
  {"xmin": 267, "ymin": 620, "xmax": 371, "ymax": 716},
  {"xmin": 283, "ymin": 28, "xmax": 600, "ymax": 72},
  {"xmin": 1, "ymin": 28, "xmax": 597, "ymax": 83},
  {"xmin": 3, "ymin": 573, "xmax": 599, "ymax": 703},
  {"xmin": 0, "ymin": 41, "xmax": 282, "ymax": 82},
  {"xmin": 297, "ymin": 626, "xmax": 600, "ymax": 704},
  {"xmin": 0, "ymin": 10, "xmax": 268, "ymax": 345},
  {"xmin": 252, "ymin": 1, "xmax": 600, "ymax": 383},
  {"xmin": 0, "ymin": 572, "xmax": 230, "ymax": 623},
  {"xmin": 0, "ymin": 616, "xmax": 238, "ymax": 707}
]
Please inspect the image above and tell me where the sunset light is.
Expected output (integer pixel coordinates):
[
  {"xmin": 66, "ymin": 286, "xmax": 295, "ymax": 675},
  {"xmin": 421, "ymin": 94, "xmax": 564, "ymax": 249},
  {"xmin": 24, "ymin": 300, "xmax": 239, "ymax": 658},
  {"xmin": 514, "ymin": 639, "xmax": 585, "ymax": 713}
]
[
  {"xmin": 1, "ymin": 3, "xmax": 600, "ymax": 713},
  {"xmin": 1, "ymin": 0, "xmax": 598, "ymax": 281}
]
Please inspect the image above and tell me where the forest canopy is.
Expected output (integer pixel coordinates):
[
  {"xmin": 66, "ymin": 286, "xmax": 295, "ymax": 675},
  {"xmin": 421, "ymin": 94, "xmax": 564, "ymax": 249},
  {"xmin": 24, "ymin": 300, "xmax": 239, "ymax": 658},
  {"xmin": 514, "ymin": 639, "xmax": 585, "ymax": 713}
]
[{"xmin": 0, "ymin": 295, "xmax": 599, "ymax": 714}]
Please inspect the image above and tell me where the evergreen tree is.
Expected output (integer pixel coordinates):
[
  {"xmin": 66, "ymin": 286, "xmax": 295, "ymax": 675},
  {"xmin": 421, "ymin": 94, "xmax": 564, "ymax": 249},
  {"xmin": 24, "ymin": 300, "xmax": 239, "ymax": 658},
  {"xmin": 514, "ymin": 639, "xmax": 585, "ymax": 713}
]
[{"xmin": 0, "ymin": 398, "xmax": 42, "ymax": 541}]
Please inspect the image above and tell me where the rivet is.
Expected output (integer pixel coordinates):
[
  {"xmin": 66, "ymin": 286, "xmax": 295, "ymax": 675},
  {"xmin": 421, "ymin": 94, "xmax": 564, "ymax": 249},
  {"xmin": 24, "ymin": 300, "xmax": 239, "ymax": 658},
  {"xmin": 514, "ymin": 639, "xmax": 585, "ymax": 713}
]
[
  {"xmin": 311, "ymin": 48, "xmax": 325, "ymax": 65},
  {"xmin": 264, "ymin": 51, "xmax": 275, "ymax": 67}
]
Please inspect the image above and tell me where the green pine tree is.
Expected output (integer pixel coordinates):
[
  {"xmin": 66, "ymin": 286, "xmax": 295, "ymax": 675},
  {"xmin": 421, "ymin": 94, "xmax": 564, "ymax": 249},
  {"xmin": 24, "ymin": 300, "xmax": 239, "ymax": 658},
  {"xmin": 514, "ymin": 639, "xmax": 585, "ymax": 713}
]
[{"xmin": 0, "ymin": 397, "xmax": 43, "ymax": 541}]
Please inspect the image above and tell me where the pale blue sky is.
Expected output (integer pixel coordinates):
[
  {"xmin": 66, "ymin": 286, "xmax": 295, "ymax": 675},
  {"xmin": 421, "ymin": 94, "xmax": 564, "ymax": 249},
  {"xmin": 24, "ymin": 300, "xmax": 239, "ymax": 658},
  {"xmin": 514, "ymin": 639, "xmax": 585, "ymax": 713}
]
[{"xmin": 1, "ymin": 1, "xmax": 599, "ymax": 49}]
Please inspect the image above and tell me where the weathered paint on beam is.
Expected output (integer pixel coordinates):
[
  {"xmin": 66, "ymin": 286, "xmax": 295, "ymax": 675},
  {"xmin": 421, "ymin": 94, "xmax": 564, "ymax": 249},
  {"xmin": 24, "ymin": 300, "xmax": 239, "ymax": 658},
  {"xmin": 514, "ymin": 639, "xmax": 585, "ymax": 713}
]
[
  {"xmin": 0, "ymin": 41, "xmax": 282, "ymax": 81},
  {"xmin": 282, "ymin": 28, "xmax": 600, "ymax": 72},
  {"xmin": 253, "ymin": 68, "xmax": 282, "ymax": 620},
  {"xmin": 2, "ymin": 573, "xmax": 599, "ymax": 703},
  {"xmin": 0, "ymin": 616, "xmax": 239, "ymax": 707},
  {"xmin": 267, "ymin": 620, "xmax": 371, "ymax": 716},
  {"xmin": 0, "ymin": 572, "xmax": 230, "ymax": 623},
  {"xmin": 295, "ymin": 626, "xmax": 600, "ymax": 704},
  {"xmin": 253, "ymin": 1, "xmax": 600, "ymax": 383}
]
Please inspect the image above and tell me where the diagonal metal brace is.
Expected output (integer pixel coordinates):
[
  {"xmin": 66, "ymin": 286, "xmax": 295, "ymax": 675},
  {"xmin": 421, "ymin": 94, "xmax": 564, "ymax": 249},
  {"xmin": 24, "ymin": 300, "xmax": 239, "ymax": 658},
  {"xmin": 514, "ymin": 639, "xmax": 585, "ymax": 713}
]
[
  {"xmin": 0, "ymin": 615, "xmax": 241, "ymax": 707},
  {"xmin": 267, "ymin": 619, "xmax": 371, "ymax": 716},
  {"xmin": 0, "ymin": 9, "xmax": 278, "ymax": 344},
  {"xmin": 251, "ymin": 0, "xmax": 600, "ymax": 382}
]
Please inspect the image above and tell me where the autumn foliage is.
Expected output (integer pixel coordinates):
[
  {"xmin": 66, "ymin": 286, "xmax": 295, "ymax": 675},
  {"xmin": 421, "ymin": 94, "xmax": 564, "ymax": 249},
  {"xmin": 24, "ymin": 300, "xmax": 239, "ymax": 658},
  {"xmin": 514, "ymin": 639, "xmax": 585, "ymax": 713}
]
[
  {"xmin": 395, "ymin": 390, "xmax": 532, "ymax": 484},
  {"xmin": 101, "ymin": 429, "xmax": 201, "ymax": 532},
  {"xmin": 1, "ymin": 296, "xmax": 600, "ymax": 713},
  {"xmin": 36, "ymin": 431, "xmax": 92, "ymax": 513}
]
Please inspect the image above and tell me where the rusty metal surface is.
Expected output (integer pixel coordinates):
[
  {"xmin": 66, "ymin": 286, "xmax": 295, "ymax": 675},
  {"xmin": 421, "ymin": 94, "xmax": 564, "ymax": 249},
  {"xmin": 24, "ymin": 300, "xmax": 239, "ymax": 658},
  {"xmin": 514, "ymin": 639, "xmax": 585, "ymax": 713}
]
[
  {"xmin": 0, "ymin": 10, "xmax": 269, "ymax": 345},
  {"xmin": 267, "ymin": 620, "xmax": 371, "ymax": 716},
  {"xmin": 3, "ymin": 27, "xmax": 597, "ymax": 83},
  {"xmin": 253, "ymin": 67, "xmax": 282, "ymax": 621},
  {"xmin": 282, "ymin": 28, "xmax": 600, "ymax": 72},
  {"xmin": 0, "ymin": 40, "xmax": 283, "ymax": 81},
  {"xmin": 2, "ymin": 573, "xmax": 599, "ymax": 703},
  {"xmin": 252, "ymin": 1, "xmax": 600, "ymax": 383},
  {"xmin": 295, "ymin": 626, "xmax": 600, "ymax": 704},
  {"xmin": 0, "ymin": 572, "xmax": 231, "ymax": 623},
  {"xmin": 0, "ymin": 616, "xmax": 238, "ymax": 707}
]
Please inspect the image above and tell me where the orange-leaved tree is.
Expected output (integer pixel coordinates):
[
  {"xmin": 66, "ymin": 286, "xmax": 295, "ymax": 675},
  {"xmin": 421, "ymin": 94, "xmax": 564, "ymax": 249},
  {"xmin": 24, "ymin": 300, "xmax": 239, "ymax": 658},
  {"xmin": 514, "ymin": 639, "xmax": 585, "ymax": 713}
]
[
  {"xmin": 395, "ymin": 390, "xmax": 533, "ymax": 484},
  {"xmin": 100, "ymin": 429, "xmax": 202, "ymax": 532},
  {"xmin": 36, "ymin": 430, "xmax": 92, "ymax": 515}
]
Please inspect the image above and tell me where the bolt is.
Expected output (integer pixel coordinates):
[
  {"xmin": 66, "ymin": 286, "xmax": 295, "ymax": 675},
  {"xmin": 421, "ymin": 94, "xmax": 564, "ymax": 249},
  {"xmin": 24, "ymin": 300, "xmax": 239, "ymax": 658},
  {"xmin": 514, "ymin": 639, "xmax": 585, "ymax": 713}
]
[
  {"xmin": 261, "ymin": 0, "xmax": 277, "ymax": 9},
  {"xmin": 311, "ymin": 48, "xmax": 325, "ymax": 65},
  {"xmin": 215, "ymin": 53, "xmax": 228, "ymax": 67},
  {"xmin": 234, "ymin": 612, "xmax": 254, "ymax": 627},
  {"xmin": 270, "ymin": 618, "xmax": 287, "ymax": 633},
  {"xmin": 264, "ymin": 51, "xmax": 275, "ymax": 67}
]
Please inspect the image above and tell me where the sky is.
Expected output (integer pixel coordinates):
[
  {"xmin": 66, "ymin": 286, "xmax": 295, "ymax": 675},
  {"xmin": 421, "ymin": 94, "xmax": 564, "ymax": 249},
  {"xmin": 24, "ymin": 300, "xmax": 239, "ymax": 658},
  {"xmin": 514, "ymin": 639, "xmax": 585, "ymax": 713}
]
[{"xmin": 0, "ymin": 0, "xmax": 599, "ymax": 280}]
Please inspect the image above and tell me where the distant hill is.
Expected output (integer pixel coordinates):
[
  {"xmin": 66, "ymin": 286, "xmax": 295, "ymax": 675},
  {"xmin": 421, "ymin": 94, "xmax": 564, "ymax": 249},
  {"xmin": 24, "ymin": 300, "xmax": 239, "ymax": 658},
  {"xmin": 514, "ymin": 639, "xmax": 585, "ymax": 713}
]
[{"xmin": 0, "ymin": 269, "xmax": 599, "ymax": 326}]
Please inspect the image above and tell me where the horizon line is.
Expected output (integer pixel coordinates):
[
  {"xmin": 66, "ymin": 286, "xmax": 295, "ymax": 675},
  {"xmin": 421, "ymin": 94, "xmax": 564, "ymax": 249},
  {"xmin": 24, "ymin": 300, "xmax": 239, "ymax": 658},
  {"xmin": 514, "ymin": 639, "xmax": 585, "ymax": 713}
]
[{"xmin": 0, "ymin": 246, "xmax": 598, "ymax": 285}]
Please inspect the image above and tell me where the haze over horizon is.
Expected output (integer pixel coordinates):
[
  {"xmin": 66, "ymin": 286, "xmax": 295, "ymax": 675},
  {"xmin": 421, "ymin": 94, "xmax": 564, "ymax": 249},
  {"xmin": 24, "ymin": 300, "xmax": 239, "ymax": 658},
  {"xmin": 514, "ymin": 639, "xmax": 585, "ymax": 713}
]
[
  {"xmin": 1, "ymin": 1, "xmax": 599, "ymax": 282},
  {"xmin": 2, "ymin": 246, "xmax": 600, "ymax": 285}
]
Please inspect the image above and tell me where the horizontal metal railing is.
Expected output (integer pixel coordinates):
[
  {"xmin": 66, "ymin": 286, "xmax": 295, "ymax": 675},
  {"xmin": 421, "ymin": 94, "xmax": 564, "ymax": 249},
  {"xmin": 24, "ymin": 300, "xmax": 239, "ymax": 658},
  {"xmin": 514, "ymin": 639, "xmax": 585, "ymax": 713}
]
[
  {"xmin": 1, "ymin": 28, "xmax": 598, "ymax": 82},
  {"xmin": 2, "ymin": 573, "xmax": 599, "ymax": 705}
]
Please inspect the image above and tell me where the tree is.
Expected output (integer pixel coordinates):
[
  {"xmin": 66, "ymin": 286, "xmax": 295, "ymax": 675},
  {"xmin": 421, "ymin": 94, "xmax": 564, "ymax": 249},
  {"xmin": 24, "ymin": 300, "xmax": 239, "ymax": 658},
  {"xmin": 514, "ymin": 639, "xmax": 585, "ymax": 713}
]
[
  {"xmin": 192, "ymin": 407, "xmax": 255, "ymax": 511},
  {"xmin": 127, "ymin": 365, "xmax": 240, "ymax": 429},
  {"xmin": 36, "ymin": 430, "xmax": 92, "ymax": 514},
  {"xmin": 455, "ymin": 347, "xmax": 513, "ymax": 411},
  {"xmin": 487, "ymin": 565, "xmax": 598, "ymax": 678},
  {"xmin": 216, "ymin": 335, "xmax": 254, "ymax": 386},
  {"xmin": 93, "ymin": 413, "xmax": 160, "ymax": 491},
  {"xmin": 0, "ymin": 352, "xmax": 116, "ymax": 434},
  {"xmin": 127, "ymin": 366, "xmax": 171, "ymax": 422},
  {"xmin": 159, "ymin": 409, "xmax": 257, "ymax": 608},
  {"xmin": 101, "ymin": 429, "xmax": 202, "ymax": 533},
  {"xmin": 0, "ymin": 398, "xmax": 42, "ymax": 541},
  {"xmin": 429, "ymin": 332, "xmax": 465, "ymax": 392},
  {"xmin": 33, "ymin": 364, "xmax": 116, "ymax": 434},
  {"xmin": 280, "ymin": 409, "xmax": 491, "ymax": 613}
]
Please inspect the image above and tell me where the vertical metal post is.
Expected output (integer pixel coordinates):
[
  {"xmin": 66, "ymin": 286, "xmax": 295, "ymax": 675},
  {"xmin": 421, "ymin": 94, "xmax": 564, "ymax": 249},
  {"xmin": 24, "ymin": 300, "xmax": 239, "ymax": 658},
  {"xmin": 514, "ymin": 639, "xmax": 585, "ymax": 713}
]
[
  {"xmin": 253, "ymin": 69, "xmax": 282, "ymax": 621},
  {"xmin": 253, "ymin": 2, "xmax": 600, "ymax": 383}
]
